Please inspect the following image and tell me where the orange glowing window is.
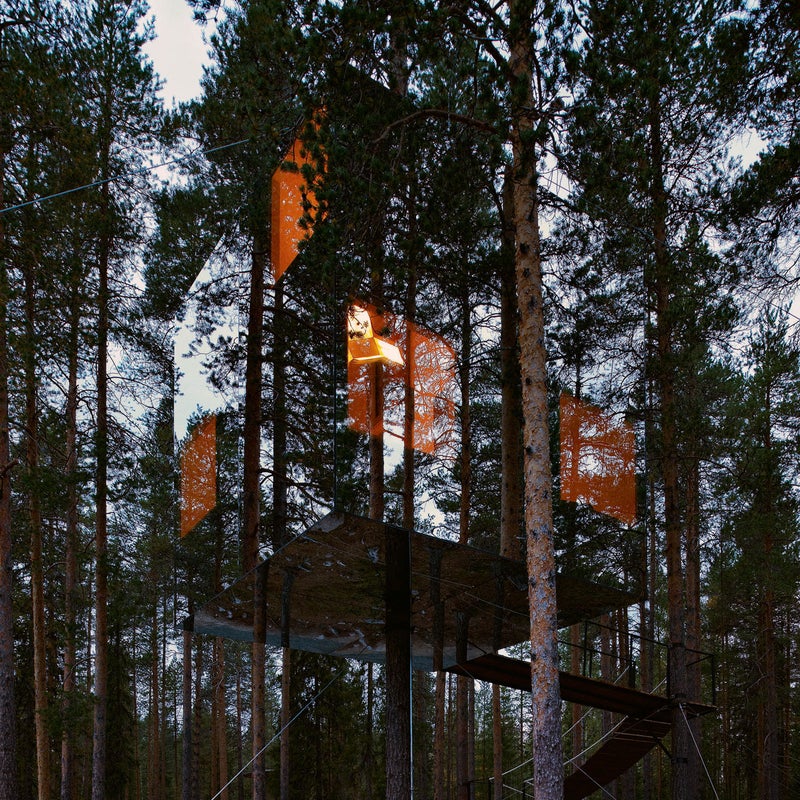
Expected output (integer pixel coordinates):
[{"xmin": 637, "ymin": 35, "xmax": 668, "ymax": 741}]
[
  {"xmin": 346, "ymin": 302, "xmax": 457, "ymax": 456},
  {"xmin": 347, "ymin": 304, "xmax": 405, "ymax": 367},
  {"xmin": 559, "ymin": 394, "xmax": 636, "ymax": 526},
  {"xmin": 180, "ymin": 414, "xmax": 217, "ymax": 537},
  {"xmin": 270, "ymin": 121, "xmax": 325, "ymax": 282}
]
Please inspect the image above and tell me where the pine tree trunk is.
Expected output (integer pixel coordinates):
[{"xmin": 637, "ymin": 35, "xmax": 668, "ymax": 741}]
[
  {"xmin": 192, "ymin": 636, "xmax": 203, "ymax": 800},
  {"xmin": 133, "ymin": 625, "xmax": 142, "ymax": 800},
  {"xmin": 214, "ymin": 638, "xmax": 229, "ymax": 800},
  {"xmin": 182, "ymin": 622, "xmax": 193, "ymax": 800},
  {"xmin": 61, "ymin": 278, "xmax": 80, "ymax": 800},
  {"xmin": 91, "ymin": 175, "xmax": 111, "ymax": 800},
  {"xmin": 0, "ymin": 144, "xmax": 18, "ymax": 800},
  {"xmin": 24, "ymin": 237, "xmax": 51, "ymax": 800},
  {"xmin": 367, "ymin": 663, "xmax": 375, "ymax": 800},
  {"xmin": 642, "ymin": 374, "xmax": 658, "ymax": 798},
  {"xmin": 509, "ymin": 2, "xmax": 563, "ymax": 795},
  {"xmin": 647, "ymin": 89, "xmax": 689, "ymax": 800},
  {"xmin": 434, "ymin": 671, "xmax": 446, "ymax": 800},
  {"xmin": 236, "ymin": 650, "xmax": 244, "ymax": 800},
  {"xmin": 685, "ymin": 451, "xmax": 703, "ymax": 797},
  {"xmin": 244, "ymin": 233, "xmax": 266, "ymax": 800},
  {"xmin": 759, "ymin": 400, "xmax": 779, "ymax": 800},
  {"xmin": 456, "ymin": 276, "xmax": 473, "ymax": 800},
  {"xmin": 272, "ymin": 280, "xmax": 291, "ymax": 800},
  {"xmin": 499, "ymin": 168, "xmax": 523, "ymax": 563},
  {"xmin": 149, "ymin": 602, "xmax": 162, "ymax": 800},
  {"xmin": 496, "ymin": 170, "xmax": 522, "ymax": 800}
]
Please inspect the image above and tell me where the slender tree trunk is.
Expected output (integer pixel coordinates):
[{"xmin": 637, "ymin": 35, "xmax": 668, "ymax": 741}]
[
  {"xmin": 160, "ymin": 595, "xmax": 168, "ymax": 800},
  {"xmin": 272, "ymin": 280, "xmax": 291, "ymax": 800},
  {"xmin": 132, "ymin": 625, "xmax": 141, "ymax": 800},
  {"xmin": 456, "ymin": 286, "xmax": 473, "ymax": 800},
  {"xmin": 192, "ymin": 636, "xmax": 203, "ymax": 800},
  {"xmin": 182, "ymin": 622, "xmax": 193, "ymax": 800},
  {"xmin": 91, "ymin": 174, "xmax": 111, "ymax": 800},
  {"xmin": 62, "ymin": 273, "xmax": 80, "ymax": 800},
  {"xmin": 759, "ymin": 396, "xmax": 779, "ymax": 800},
  {"xmin": 213, "ymin": 638, "xmax": 229, "ymax": 800},
  {"xmin": 244, "ymin": 233, "xmax": 266, "ymax": 800},
  {"xmin": 492, "ymin": 684, "xmax": 503, "ymax": 800},
  {"xmin": 149, "ymin": 601, "xmax": 162, "ymax": 800},
  {"xmin": 685, "ymin": 449, "xmax": 702, "ymax": 797},
  {"xmin": 494, "ymin": 169, "xmax": 522, "ymax": 800},
  {"xmin": 499, "ymin": 169, "xmax": 523, "ymax": 563},
  {"xmin": 236, "ymin": 649, "xmax": 244, "ymax": 800},
  {"xmin": 509, "ymin": 2, "xmax": 563, "ymax": 795},
  {"xmin": 367, "ymin": 663, "xmax": 375, "ymax": 800},
  {"xmin": 648, "ymin": 88, "xmax": 689, "ymax": 800},
  {"xmin": 23, "ymin": 232, "xmax": 51, "ymax": 800},
  {"xmin": 0, "ymin": 142, "xmax": 18, "ymax": 800},
  {"xmin": 642, "ymin": 372, "xmax": 658, "ymax": 798}
]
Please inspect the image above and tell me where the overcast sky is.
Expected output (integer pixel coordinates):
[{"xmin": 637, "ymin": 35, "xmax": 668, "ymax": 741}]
[{"xmin": 144, "ymin": 0, "xmax": 211, "ymax": 106}]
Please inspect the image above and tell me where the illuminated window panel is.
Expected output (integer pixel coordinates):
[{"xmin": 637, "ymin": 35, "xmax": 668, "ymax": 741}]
[
  {"xmin": 559, "ymin": 394, "xmax": 636, "ymax": 526},
  {"xmin": 270, "ymin": 129, "xmax": 324, "ymax": 282},
  {"xmin": 346, "ymin": 302, "xmax": 457, "ymax": 456},
  {"xmin": 180, "ymin": 414, "xmax": 217, "ymax": 537},
  {"xmin": 347, "ymin": 304, "xmax": 405, "ymax": 367}
]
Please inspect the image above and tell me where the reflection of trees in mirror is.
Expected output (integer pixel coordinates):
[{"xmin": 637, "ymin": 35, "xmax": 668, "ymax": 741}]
[
  {"xmin": 173, "ymin": 237, "xmax": 246, "ymax": 444},
  {"xmin": 180, "ymin": 414, "xmax": 217, "ymax": 537},
  {"xmin": 559, "ymin": 394, "xmax": 636, "ymax": 527}
]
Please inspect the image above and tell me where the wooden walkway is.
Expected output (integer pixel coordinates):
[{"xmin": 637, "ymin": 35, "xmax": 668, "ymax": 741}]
[{"xmin": 446, "ymin": 653, "xmax": 715, "ymax": 799}]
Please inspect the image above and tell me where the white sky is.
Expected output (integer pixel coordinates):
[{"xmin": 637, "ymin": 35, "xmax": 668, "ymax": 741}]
[{"xmin": 144, "ymin": 0, "xmax": 211, "ymax": 106}]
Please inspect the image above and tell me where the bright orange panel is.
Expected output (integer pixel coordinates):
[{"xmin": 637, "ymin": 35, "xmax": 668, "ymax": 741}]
[
  {"xmin": 559, "ymin": 394, "xmax": 636, "ymax": 526},
  {"xmin": 407, "ymin": 324, "xmax": 457, "ymax": 454},
  {"xmin": 270, "ymin": 132, "xmax": 323, "ymax": 282},
  {"xmin": 180, "ymin": 414, "xmax": 217, "ymax": 537}
]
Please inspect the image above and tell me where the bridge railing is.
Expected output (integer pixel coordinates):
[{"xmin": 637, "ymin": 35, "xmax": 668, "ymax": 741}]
[{"xmin": 559, "ymin": 619, "xmax": 716, "ymax": 707}]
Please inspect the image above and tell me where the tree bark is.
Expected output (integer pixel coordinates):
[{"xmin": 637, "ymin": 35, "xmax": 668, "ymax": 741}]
[
  {"xmin": 182, "ymin": 622, "xmax": 193, "ymax": 800},
  {"xmin": 244, "ymin": 233, "xmax": 266, "ymax": 800},
  {"xmin": 0, "ymin": 143, "xmax": 18, "ymax": 800},
  {"xmin": 272, "ymin": 279, "xmax": 292, "ymax": 800},
  {"xmin": 149, "ymin": 601, "xmax": 162, "ymax": 800},
  {"xmin": 23, "ymin": 225, "xmax": 50, "ymax": 800},
  {"xmin": 509, "ymin": 2, "xmax": 563, "ymax": 796},
  {"xmin": 213, "ymin": 637, "xmax": 229, "ymax": 800},
  {"xmin": 192, "ymin": 633, "xmax": 203, "ymax": 800},
  {"xmin": 685, "ymin": 449, "xmax": 702, "ymax": 797},
  {"xmin": 457, "ymin": 285, "xmax": 473, "ymax": 800},
  {"xmin": 61, "ymin": 271, "xmax": 80, "ymax": 800},
  {"xmin": 499, "ymin": 168, "xmax": 523, "ymax": 563},
  {"xmin": 91, "ymin": 174, "xmax": 111, "ymax": 800},
  {"xmin": 647, "ymin": 88, "xmax": 689, "ymax": 800},
  {"xmin": 758, "ymin": 386, "xmax": 779, "ymax": 800},
  {"xmin": 495, "ymin": 168, "xmax": 522, "ymax": 800}
]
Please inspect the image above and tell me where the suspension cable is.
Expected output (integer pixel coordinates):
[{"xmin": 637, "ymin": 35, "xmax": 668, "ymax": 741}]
[
  {"xmin": 209, "ymin": 656, "xmax": 352, "ymax": 800},
  {"xmin": 679, "ymin": 703, "xmax": 721, "ymax": 800}
]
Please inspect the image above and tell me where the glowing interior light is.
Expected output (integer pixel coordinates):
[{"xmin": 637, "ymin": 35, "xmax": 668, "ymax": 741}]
[
  {"xmin": 347, "ymin": 301, "xmax": 457, "ymax": 455},
  {"xmin": 347, "ymin": 304, "xmax": 405, "ymax": 367}
]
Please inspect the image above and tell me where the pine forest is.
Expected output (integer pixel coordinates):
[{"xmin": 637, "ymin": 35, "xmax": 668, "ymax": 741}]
[{"xmin": 1, "ymin": 1, "xmax": 799, "ymax": 799}]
